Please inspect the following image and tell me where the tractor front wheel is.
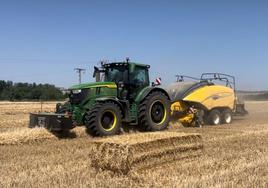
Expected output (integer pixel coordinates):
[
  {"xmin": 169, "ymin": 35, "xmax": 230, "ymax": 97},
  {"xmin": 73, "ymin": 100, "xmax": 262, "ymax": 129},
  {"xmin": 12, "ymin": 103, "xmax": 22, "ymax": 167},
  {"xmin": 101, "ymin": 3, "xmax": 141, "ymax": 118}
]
[
  {"xmin": 138, "ymin": 91, "xmax": 170, "ymax": 131},
  {"xmin": 85, "ymin": 102, "xmax": 122, "ymax": 136}
]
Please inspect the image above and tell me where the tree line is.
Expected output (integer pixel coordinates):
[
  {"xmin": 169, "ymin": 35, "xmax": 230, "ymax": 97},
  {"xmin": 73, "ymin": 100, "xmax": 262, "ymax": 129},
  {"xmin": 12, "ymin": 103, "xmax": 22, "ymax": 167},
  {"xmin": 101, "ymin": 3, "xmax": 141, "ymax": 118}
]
[
  {"xmin": 0, "ymin": 80, "xmax": 66, "ymax": 101},
  {"xmin": 243, "ymin": 93, "xmax": 268, "ymax": 101}
]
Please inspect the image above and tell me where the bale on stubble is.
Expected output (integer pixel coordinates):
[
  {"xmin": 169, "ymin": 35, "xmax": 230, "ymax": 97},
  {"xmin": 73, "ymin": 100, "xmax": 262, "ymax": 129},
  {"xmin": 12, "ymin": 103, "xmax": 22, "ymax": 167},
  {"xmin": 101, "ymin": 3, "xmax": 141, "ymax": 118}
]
[{"xmin": 90, "ymin": 132, "xmax": 203, "ymax": 174}]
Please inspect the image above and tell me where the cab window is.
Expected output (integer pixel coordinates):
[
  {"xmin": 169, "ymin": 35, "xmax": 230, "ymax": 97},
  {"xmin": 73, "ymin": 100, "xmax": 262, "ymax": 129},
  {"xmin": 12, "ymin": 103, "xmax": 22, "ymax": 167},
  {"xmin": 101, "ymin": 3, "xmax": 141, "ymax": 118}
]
[
  {"xmin": 105, "ymin": 66, "xmax": 127, "ymax": 83},
  {"xmin": 129, "ymin": 66, "xmax": 149, "ymax": 86}
]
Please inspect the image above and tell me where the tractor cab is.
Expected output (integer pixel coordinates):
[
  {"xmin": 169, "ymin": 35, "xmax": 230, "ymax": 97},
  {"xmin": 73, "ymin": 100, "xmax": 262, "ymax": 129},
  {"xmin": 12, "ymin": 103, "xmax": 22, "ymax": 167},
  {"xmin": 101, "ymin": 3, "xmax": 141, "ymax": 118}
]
[{"xmin": 94, "ymin": 61, "xmax": 150, "ymax": 100}]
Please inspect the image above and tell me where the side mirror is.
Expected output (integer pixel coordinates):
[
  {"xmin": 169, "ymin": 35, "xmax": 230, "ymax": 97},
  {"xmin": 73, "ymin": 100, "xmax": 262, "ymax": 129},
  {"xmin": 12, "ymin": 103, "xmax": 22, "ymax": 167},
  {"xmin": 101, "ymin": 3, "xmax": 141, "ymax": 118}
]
[
  {"xmin": 93, "ymin": 66, "xmax": 100, "ymax": 82},
  {"xmin": 93, "ymin": 66, "xmax": 99, "ymax": 77}
]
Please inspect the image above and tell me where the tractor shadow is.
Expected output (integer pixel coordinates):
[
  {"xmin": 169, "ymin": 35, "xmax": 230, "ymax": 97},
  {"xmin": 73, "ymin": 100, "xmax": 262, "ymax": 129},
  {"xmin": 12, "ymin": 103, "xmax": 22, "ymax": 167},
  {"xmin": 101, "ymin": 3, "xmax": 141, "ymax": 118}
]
[
  {"xmin": 121, "ymin": 123, "xmax": 144, "ymax": 134},
  {"xmin": 50, "ymin": 130, "xmax": 78, "ymax": 139}
]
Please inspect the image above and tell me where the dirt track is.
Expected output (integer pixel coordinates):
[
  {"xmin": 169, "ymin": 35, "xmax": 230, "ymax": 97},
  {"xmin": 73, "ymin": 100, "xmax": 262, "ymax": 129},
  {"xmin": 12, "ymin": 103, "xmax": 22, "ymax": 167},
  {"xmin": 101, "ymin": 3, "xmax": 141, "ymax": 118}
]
[{"xmin": 0, "ymin": 101, "xmax": 267, "ymax": 187}]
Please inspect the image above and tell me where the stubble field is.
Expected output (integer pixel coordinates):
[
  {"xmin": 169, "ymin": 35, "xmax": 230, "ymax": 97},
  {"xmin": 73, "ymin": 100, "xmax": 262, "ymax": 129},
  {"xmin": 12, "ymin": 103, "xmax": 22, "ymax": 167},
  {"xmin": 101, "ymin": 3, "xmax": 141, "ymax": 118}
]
[{"xmin": 0, "ymin": 101, "xmax": 267, "ymax": 187}]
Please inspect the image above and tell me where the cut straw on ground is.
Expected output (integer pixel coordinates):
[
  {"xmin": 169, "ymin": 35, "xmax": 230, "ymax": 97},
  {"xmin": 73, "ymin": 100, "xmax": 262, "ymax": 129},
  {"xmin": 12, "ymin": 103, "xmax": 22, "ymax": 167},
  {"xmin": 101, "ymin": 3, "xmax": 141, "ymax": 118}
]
[
  {"xmin": 0, "ymin": 128, "xmax": 56, "ymax": 145},
  {"xmin": 0, "ymin": 127, "xmax": 88, "ymax": 145}
]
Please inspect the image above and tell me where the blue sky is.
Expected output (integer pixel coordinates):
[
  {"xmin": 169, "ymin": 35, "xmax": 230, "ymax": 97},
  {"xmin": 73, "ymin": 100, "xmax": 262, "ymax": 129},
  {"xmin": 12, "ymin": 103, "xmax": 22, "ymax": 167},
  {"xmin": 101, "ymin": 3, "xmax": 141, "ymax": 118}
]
[{"xmin": 0, "ymin": 0, "xmax": 267, "ymax": 90}]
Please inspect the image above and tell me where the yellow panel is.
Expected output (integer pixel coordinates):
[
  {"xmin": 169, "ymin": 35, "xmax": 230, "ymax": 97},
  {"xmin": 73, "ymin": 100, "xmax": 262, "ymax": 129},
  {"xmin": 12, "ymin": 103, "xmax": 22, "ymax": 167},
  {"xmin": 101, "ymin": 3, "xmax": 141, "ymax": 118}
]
[
  {"xmin": 183, "ymin": 85, "xmax": 235, "ymax": 110},
  {"xmin": 171, "ymin": 101, "xmax": 187, "ymax": 115},
  {"xmin": 170, "ymin": 101, "xmax": 194, "ymax": 125},
  {"xmin": 91, "ymin": 84, "xmax": 117, "ymax": 89}
]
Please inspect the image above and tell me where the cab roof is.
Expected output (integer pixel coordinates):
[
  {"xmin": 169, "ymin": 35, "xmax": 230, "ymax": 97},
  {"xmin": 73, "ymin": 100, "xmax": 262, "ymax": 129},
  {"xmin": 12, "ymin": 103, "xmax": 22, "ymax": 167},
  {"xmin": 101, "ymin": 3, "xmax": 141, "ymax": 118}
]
[{"xmin": 102, "ymin": 62, "xmax": 150, "ymax": 69}]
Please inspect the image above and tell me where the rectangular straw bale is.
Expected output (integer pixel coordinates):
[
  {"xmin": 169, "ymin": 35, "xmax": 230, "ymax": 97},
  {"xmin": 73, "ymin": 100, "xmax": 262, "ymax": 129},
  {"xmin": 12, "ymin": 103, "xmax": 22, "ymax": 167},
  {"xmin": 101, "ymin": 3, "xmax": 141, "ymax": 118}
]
[{"xmin": 90, "ymin": 132, "xmax": 202, "ymax": 174}]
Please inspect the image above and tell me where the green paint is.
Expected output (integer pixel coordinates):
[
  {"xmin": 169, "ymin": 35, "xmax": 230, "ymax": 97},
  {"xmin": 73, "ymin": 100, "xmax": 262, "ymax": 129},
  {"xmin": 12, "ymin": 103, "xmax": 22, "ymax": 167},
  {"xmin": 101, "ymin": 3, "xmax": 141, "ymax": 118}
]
[
  {"xmin": 63, "ymin": 62, "xmax": 155, "ymax": 125},
  {"xmin": 134, "ymin": 86, "xmax": 151, "ymax": 103}
]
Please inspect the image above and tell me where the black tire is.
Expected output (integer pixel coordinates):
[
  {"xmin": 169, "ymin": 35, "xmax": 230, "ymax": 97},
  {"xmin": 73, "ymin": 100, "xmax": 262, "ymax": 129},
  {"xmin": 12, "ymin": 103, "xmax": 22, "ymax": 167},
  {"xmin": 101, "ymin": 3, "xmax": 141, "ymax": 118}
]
[
  {"xmin": 207, "ymin": 109, "xmax": 221, "ymax": 125},
  {"xmin": 138, "ymin": 91, "xmax": 170, "ymax": 131},
  {"xmin": 221, "ymin": 109, "xmax": 233, "ymax": 124},
  {"xmin": 84, "ymin": 102, "xmax": 122, "ymax": 136}
]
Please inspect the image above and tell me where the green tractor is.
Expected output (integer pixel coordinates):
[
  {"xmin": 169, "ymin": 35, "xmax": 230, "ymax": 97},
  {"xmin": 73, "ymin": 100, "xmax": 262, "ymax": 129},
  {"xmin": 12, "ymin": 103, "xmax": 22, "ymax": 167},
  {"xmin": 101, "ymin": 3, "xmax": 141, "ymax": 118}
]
[{"xmin": 30, "ymin": 60, "xmax": 171, "ymax": 136}]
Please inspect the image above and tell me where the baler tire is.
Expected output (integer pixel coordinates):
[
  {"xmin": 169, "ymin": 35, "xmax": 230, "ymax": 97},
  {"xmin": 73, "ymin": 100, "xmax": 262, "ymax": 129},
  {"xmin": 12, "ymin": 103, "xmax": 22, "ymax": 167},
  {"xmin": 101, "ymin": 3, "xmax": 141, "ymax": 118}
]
[
  {"xmin": 138, "ymin": 91, "xmax": 171, "ymax": 131},
  {"xmin": 221, "ymin": 109, "xmax": 233, "ymax": 124},
  {"xmin": 85, "ymin": 102, "xmax": 122, "ymax": 136},
  {"xmin": 207, "ymin": 109, "xmax": 221, "ymax": 125}
]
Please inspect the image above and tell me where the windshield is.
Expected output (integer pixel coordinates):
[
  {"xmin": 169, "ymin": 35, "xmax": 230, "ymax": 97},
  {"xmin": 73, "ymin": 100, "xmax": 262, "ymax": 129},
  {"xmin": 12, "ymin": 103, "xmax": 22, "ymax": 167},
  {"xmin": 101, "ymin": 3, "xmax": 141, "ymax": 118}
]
[
  {"xmin": 129, "ymin": 66, "xmax": 149, "ymax": 86},
  {"xmin": 104, "ymin": 66, "xmax": 127, "ymax": 83}
]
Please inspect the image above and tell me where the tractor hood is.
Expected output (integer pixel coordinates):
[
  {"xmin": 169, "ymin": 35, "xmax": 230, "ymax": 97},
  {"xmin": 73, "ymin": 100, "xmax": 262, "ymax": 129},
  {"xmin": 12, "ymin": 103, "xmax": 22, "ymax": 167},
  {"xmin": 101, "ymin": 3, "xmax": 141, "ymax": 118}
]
[{"xmin": 69, "ymin": 82, "xmax": 117, "ymax": 90}]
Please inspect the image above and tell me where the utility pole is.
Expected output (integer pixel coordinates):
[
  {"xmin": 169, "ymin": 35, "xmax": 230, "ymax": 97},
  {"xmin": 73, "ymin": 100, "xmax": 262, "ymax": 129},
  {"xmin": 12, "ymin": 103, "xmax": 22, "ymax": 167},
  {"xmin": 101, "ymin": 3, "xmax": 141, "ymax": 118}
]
[{"xmin": 74, "ymin": 68, "xmax": 86, "ymax": 84}]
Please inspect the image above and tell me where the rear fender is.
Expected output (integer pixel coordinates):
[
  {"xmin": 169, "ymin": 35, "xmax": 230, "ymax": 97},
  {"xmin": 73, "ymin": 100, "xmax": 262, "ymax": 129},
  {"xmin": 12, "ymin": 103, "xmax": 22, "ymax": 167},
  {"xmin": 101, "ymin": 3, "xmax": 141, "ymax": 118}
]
[
  {"xmin": 95, "ymin": 97, "xmax": 123, "ymax": 108},
  {"xmin": 135, "ymin": 87, "xmax": 170, "ymax": 103}
]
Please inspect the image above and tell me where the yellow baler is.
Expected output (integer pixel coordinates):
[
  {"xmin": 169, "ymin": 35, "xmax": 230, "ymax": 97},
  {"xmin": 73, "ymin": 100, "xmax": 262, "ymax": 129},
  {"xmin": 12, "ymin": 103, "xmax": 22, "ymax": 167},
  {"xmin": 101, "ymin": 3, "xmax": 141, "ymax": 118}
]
[{"xmin": 167, "ymin": 73, "xmax": 247, "ymax": 126}]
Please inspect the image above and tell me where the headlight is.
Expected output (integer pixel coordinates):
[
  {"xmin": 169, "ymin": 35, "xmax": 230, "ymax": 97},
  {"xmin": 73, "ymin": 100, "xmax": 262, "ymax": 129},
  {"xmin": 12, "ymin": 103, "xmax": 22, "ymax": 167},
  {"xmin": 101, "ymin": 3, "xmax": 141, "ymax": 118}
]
[{"xmin": 72, "ymin": 89, "xmax": 81, "ymax": 94}]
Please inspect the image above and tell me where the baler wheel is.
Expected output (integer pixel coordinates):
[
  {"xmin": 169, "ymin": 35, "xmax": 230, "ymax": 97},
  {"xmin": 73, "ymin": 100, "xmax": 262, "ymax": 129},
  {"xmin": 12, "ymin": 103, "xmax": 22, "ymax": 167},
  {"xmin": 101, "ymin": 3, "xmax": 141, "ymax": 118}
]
[
  {"xmin": 207, "ymin": 109, "xmax": 221, "ymax": 125},
  {"xmin": 221, "ymin": 109, "xmax": 233, "ymax": 124}
]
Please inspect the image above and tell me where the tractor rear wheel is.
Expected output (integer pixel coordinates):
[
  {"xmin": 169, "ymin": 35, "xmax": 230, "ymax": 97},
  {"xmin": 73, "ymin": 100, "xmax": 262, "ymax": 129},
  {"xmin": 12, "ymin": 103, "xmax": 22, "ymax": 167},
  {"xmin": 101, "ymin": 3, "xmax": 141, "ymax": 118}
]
[
  {"xmin": 85, "ymin": 102, "xmax": 122, "ymax": 136},
  {"xmin": 207, "ymin": 109, "xmax": 221, "ymax": 125},
  {"xmin": 138, "ymin": 91, "xmax": 170, "ymax": 131},
  {"xmin": 221, "ymin": 109, "xmax": 233, "ymax": 124}
]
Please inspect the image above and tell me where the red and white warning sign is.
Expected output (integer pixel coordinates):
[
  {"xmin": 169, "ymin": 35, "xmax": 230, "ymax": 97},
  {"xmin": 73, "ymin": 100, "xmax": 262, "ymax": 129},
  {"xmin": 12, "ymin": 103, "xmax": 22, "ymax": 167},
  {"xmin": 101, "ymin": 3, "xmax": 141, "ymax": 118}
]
[{"xmin": 155, "ymin": 77, "xmax": 162, "ymax": 85}]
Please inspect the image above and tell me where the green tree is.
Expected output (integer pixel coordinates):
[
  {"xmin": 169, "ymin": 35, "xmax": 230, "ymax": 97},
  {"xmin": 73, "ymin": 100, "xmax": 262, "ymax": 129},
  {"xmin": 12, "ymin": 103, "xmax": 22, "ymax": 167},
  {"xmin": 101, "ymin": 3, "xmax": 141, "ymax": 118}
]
[{"xmin": 0, "ymin": 80, "xmax": 66, "ymax": 101}]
